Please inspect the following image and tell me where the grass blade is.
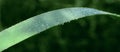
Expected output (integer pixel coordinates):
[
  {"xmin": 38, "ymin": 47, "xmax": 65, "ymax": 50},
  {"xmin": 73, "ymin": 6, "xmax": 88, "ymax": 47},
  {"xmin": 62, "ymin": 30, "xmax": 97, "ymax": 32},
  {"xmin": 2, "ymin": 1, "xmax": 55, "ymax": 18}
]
[{"xmin": 0, "ymin": 7, "xmax": 120, "ymax": 51}]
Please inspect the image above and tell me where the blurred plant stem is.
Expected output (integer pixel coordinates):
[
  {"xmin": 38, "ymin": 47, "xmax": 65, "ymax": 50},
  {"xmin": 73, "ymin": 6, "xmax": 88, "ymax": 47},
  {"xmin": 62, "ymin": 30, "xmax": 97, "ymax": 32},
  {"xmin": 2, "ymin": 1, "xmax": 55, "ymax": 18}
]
[{"xmin": 88, "ymin": 0, "xmax": 100, "ymax": 39}]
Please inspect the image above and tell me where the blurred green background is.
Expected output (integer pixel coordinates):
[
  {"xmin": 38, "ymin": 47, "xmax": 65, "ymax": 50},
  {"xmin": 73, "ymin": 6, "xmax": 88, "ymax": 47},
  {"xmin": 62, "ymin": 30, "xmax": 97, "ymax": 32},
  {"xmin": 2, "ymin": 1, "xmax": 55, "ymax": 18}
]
[{"xmin": 1, "ymin": 0, "xmax": 120, "ymax": 52}]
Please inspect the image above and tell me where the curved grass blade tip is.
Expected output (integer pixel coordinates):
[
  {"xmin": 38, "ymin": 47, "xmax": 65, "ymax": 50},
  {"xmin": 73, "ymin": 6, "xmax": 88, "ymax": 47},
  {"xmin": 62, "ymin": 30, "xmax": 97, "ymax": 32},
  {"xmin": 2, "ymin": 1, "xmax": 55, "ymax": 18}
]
[{"xmin": 0, "ymin": 7, "xmax": 120, "ymax": 51}]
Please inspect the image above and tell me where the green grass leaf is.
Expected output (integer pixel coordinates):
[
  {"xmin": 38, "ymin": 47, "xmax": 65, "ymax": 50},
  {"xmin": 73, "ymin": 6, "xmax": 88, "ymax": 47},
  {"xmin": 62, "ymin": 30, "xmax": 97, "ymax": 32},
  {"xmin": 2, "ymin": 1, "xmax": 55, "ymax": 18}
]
[{"xmin": 0, "ymin": 7, "xmax": 120, "ymax": 51}]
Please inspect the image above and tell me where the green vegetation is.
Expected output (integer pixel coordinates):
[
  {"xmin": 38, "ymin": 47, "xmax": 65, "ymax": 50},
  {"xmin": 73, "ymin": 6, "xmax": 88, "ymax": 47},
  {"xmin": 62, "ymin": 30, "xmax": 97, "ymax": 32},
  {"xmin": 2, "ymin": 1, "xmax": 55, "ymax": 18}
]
[{"xmin": 0, "ymin": 0, "xmax": 120, "ymax": 52}]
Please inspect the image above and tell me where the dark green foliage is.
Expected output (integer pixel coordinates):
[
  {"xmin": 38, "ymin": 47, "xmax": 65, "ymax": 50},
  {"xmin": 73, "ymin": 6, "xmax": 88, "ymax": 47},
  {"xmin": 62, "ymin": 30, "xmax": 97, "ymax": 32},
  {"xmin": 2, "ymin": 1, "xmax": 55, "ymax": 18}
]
[{"xmin": 1, "ymin": 0, "xmax": 120, "ymax": 52}]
